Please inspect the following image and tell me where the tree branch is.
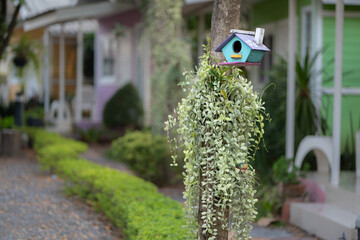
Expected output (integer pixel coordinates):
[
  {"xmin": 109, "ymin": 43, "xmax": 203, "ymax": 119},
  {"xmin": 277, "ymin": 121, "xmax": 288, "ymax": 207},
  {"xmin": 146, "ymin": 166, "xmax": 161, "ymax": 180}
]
[
  {"xmin": 0, "ymin": 3, "xmax": 21, "ymax": 58},
  {"xmin": 1, "ymin": 0, "xmax": 7, "ymax": 25}
]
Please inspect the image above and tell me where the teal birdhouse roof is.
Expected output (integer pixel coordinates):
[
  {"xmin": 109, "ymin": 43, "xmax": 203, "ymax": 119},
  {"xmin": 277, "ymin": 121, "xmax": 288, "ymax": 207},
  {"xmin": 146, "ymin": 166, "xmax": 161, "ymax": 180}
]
[{"xmin": 215, "ymin": 33, "xmax": 270, "ymax": 52}]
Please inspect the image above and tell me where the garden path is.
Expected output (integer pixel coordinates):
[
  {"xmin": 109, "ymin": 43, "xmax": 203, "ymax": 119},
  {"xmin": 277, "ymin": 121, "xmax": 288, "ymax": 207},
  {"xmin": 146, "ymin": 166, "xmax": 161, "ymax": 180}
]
[{"xmin": 0, "ymin": 150, "xmax": 123, "ymax": 240}]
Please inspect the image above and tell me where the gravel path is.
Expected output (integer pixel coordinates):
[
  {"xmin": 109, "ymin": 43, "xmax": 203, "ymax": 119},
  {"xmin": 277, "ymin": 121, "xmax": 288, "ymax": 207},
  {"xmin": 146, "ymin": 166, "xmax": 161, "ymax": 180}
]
[{"xmin": 0, "ymin": 150, "xmax": 123, "ymax": 240}]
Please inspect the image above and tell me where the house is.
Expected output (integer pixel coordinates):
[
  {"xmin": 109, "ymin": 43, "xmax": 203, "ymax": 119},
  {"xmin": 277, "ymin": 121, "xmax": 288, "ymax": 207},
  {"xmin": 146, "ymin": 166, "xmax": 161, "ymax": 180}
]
[
  {"xmin": 245, "ymin": 0, "xmax": 360, "ymax": 239},
  {"xmin": 247, "ymin": 0, "xmax": 360, "ymax": 153},
  {"xmin": 4, "ymin": 0, "xmax": 214, "ymax": 132}
]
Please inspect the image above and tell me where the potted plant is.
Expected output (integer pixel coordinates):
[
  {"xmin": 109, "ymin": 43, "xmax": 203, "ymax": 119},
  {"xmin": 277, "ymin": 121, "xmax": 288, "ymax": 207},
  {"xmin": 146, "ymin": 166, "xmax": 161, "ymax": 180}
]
[
  {"xmin": 25, "ymin": 107, "xmax": 44, "ymax": 127},
  {"xmin": 12, "ymin": 35, "xmax": 39, "ymax": 70},
  {"xmin": 11, "ymin": 36, "xmax": 39, "ymax": 126},
  {"xmin": 0, "ymin": 116, "xmax": 21, "ymax": 156},
  {"xmin": 272, "ymin": 156, "xmax": 307, "ymax": 198}
]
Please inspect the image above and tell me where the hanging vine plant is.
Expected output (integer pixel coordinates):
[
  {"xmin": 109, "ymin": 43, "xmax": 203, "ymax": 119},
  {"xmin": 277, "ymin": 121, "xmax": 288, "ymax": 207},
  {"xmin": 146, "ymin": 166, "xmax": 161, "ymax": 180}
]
[
  {"xmin": 166, "ymin": 45, "xmax": 267, "ymax": 239},
  {"xmin": 142, "ymin": 0, "xmax": 191, "ymax": 134}
]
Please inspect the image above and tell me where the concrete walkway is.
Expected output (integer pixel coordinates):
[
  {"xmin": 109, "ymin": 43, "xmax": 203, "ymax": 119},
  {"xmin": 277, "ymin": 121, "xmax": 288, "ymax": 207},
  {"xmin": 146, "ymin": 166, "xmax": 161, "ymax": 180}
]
[{"xmin": 0, "ymin": 150, "xmax": 122, "ymax": 240}]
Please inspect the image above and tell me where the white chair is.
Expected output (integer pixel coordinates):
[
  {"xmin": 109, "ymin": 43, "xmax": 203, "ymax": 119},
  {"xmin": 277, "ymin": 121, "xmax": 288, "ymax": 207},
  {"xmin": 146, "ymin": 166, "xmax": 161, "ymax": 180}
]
[
  {"xmin": 49, "ymin": 100, "xmax": 72, "ymax": 132},
  {"xmin": 294, "ymin": 136, "xmax": 333, "ymax": 174}
]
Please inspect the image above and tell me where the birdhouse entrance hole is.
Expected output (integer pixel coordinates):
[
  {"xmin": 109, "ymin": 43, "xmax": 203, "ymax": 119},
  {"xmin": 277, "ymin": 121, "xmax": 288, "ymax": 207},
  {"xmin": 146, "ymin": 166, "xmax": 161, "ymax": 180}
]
[{"xmin": 233, "ymin": 40, "xmax": 242, "ymax": 53}]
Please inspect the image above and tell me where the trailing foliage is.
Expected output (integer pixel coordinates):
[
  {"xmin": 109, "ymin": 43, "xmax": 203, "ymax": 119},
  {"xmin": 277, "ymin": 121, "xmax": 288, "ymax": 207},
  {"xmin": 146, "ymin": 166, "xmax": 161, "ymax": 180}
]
[
  {"xmin": 26, "ymin": 128, "xmax": 188, "ymax": 239},
  {"xmin": 103, "ymin": 83, "xmax": 143, "ymax": 129},
  {"xmin": 166, "ymin": 48, "xmax": 267, "ymax": 239},
  {"xmin": 144, "ymin": 0, "xmax": 191, "ymax": 134},
  {"xmin": 108, "ymin": 131, "xmax": 171, "ymax": 186}
]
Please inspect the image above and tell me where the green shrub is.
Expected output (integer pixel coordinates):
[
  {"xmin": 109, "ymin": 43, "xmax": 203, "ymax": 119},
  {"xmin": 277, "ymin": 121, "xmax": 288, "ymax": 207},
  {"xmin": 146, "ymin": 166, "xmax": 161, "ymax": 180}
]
[
  {"xmin": 33, "ymin": 130, "xmax": 87, "ymax": 153},
  {"xmin": 108, "ymin": 131, "xmax": 171, "ymax": 185},
  {"xmin": 103, "ymin": 83, "xmax": 143, "ymax": 129},
  {"xmin": 272, "ymin": 156, "xmax": 300, "ymax": 185},
  {"xmin": 76, "ymin": 127, "xmax": 103, "ymax": 143},
  {"xmin": 38, "ymin": 144, "xmax": 87, "ymax": 172},
  {"xmin": 24, "ymin": 128, "xmax": 87, "ymax": 172},
  {"xmin": 0, "ymin": 116, "xmax": 15, "ymax": 129},
  {"xmin": 56, "ymin": 158, "xmax": 188, "ymax": 240},
  {"xmin": 27, "ymin": 128, "xmax": 188, "ymax": 240}
]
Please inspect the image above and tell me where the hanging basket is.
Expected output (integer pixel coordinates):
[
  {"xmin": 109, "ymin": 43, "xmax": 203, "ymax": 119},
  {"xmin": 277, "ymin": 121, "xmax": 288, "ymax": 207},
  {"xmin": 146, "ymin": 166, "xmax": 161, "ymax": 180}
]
[{"xmin": 13, "ymin": 56, "xmax": 28, "ymax": 68}]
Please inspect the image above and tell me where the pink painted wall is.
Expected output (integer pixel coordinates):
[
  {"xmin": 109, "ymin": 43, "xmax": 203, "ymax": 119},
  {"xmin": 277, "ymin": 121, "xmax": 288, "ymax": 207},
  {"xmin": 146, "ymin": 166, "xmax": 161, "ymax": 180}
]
[
  {"xmin": 94, "ymin": 9, "xmax": 142, "ymax": 123},
  {"xmin": 98, "ymin": 9, "xmax": 141, "ymax": 34}
]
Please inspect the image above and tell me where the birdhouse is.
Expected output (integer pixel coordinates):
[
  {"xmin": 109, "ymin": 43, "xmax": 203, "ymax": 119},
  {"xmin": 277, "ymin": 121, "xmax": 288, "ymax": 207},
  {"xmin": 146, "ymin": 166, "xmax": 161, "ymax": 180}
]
[
  {"xmin": 236, "ymin": 163, "xmax": 248, "ymax": 173},
  {"xmin": 215, "ymin": 28, "xmax": 270, "ymax": 66}
]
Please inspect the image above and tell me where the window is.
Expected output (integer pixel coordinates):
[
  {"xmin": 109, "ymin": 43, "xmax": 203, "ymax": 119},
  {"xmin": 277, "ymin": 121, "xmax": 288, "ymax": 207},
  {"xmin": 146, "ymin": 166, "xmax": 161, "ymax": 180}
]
[{"xmin": 102, "ymin": 35, "xmax": 116, "ymax": 77}]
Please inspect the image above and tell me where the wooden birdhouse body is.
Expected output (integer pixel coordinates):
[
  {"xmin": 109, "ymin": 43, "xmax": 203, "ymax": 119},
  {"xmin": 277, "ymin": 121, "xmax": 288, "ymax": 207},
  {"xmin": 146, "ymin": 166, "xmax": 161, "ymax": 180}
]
[
  {"xmin": 215, "ymin": 32, "xmax": 270, "ymax": 65},
  {"xmin": 221, "ymin": 36, "xmax": 252, "ymax": 63}
]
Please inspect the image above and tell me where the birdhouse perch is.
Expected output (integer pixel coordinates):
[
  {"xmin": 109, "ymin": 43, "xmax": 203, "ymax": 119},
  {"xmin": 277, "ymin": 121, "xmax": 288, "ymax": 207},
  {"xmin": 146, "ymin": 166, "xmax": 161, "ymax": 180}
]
[{"xmin": 215, "ymin": 28, "xmax": 270, "ymax": 67}]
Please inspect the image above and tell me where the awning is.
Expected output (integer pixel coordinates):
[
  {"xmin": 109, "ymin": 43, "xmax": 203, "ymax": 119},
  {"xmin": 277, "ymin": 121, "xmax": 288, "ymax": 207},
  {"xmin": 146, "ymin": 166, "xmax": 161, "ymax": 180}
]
[{"xmin": 23, "ymin": 1, "xmax": 136, "ymax": 32}]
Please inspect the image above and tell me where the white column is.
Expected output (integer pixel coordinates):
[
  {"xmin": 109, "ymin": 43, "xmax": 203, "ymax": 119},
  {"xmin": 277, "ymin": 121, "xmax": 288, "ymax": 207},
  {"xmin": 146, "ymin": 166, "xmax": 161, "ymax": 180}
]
[
  {"xmin": 58, "ymin": 24, "xmax": 65, "ymax": 126},
  {"xmin": 43, "ymin": 28, "xmax": 50, "ymax": 118},
  {"xmin": 197, "ymin": 13, "xmax": 205, "ymax": 65},
  {"xmin": 143, "ymin": 33, "xmax": 151, "ymax": 126},
  {"xmin": 286, "ymin": 0, "xmax": 297, "ymax": 160},
  {"xmin": 331, "ymin": 0, "xmax": 344, "ymax": 186},
  {"xmin": 75, "ymin": 20, "xmax": 84, "ymax": 122},
  {"xmin": 314, "ymin": 0, "xmax": 323, "ymax": 133}
]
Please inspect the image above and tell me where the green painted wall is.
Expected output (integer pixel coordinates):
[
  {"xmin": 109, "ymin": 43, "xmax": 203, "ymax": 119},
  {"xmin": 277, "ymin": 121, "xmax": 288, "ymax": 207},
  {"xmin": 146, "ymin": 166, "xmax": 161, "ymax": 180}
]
[
  {"xmin": 251, "ymin": 0, "xmax": 310, "ymax": 53},
  {"xmin": 252, "ymin": 0, "xmax": 288, "ymax": 26},
  {"xmin": 252, "ymin": 1, "xmax": 360, "ymax": 153},
  {"xmin": 322, "ymin": 95, "xmax": 360, "ymax": 152},
  {"xmin": 252, "ymin": 0, "xmax": 310, "ymax": 25},
  {"xmin": 323, "ymin": 4, "xmax": 360, "ymax": 11},
  {"xmin": 322, "ymin": 16, "xmax": 360, "ymax": 151}
]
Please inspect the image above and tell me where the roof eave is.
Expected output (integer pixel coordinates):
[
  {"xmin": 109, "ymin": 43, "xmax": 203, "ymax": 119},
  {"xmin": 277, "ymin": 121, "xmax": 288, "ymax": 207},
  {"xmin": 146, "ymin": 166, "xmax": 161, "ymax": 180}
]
[
  {"xmin": 215, "ymin": 33, "xmax": 235, "ymax": 52},
  {"xmin": 23, "ymin": 1, "xmax": 136, "ymax": 32}
]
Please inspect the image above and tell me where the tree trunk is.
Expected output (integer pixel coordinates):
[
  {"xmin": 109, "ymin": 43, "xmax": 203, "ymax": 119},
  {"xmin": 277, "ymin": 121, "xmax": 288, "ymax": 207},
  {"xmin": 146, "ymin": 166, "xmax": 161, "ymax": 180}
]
[
  {"xmin": 210, "ymin": 0, "xmax": 241, "ymax": 65},
  {"xmin": 0, "ymin": 3, "xmax": 22, "ymax": 59},
  {"xmin": 197, "ymin": 1, "xmax": 241, "ymax": 239}
]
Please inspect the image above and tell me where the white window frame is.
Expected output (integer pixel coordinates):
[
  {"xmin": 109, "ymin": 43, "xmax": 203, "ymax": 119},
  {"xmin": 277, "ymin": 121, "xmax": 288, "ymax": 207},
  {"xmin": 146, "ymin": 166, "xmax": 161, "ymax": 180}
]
[
  {"xmin": 301, "ymin": 5, "xmax": 313, "ymax": 61},
  {"xmin": 100, "ymin": 33, "xmax": 117, "ymax": 85}
]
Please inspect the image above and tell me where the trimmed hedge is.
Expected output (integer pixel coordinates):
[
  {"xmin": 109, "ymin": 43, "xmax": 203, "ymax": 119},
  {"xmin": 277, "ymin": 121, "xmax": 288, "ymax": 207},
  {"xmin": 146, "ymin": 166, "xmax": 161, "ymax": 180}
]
[
  {"xmin": 108, "ymin": 131, "xmax": 171, "ymax": 186},
  {"xmin": 26, "ymin": 128, "xmax": 188, "ymax": 240},
  {"xmin": 103, "ymin": 83, "xmax": 144, "ymax": 129}
]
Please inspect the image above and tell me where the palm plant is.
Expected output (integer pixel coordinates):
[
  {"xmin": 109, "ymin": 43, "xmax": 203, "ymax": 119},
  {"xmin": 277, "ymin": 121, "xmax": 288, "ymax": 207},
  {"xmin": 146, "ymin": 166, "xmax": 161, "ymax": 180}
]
[
  {"xmin": 295, "ymin": 50, "xmax": 328, "ymax": 148},
  {"xmin": 255, "ymin": 50, "xmax": 329, "ymax": 178}
]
